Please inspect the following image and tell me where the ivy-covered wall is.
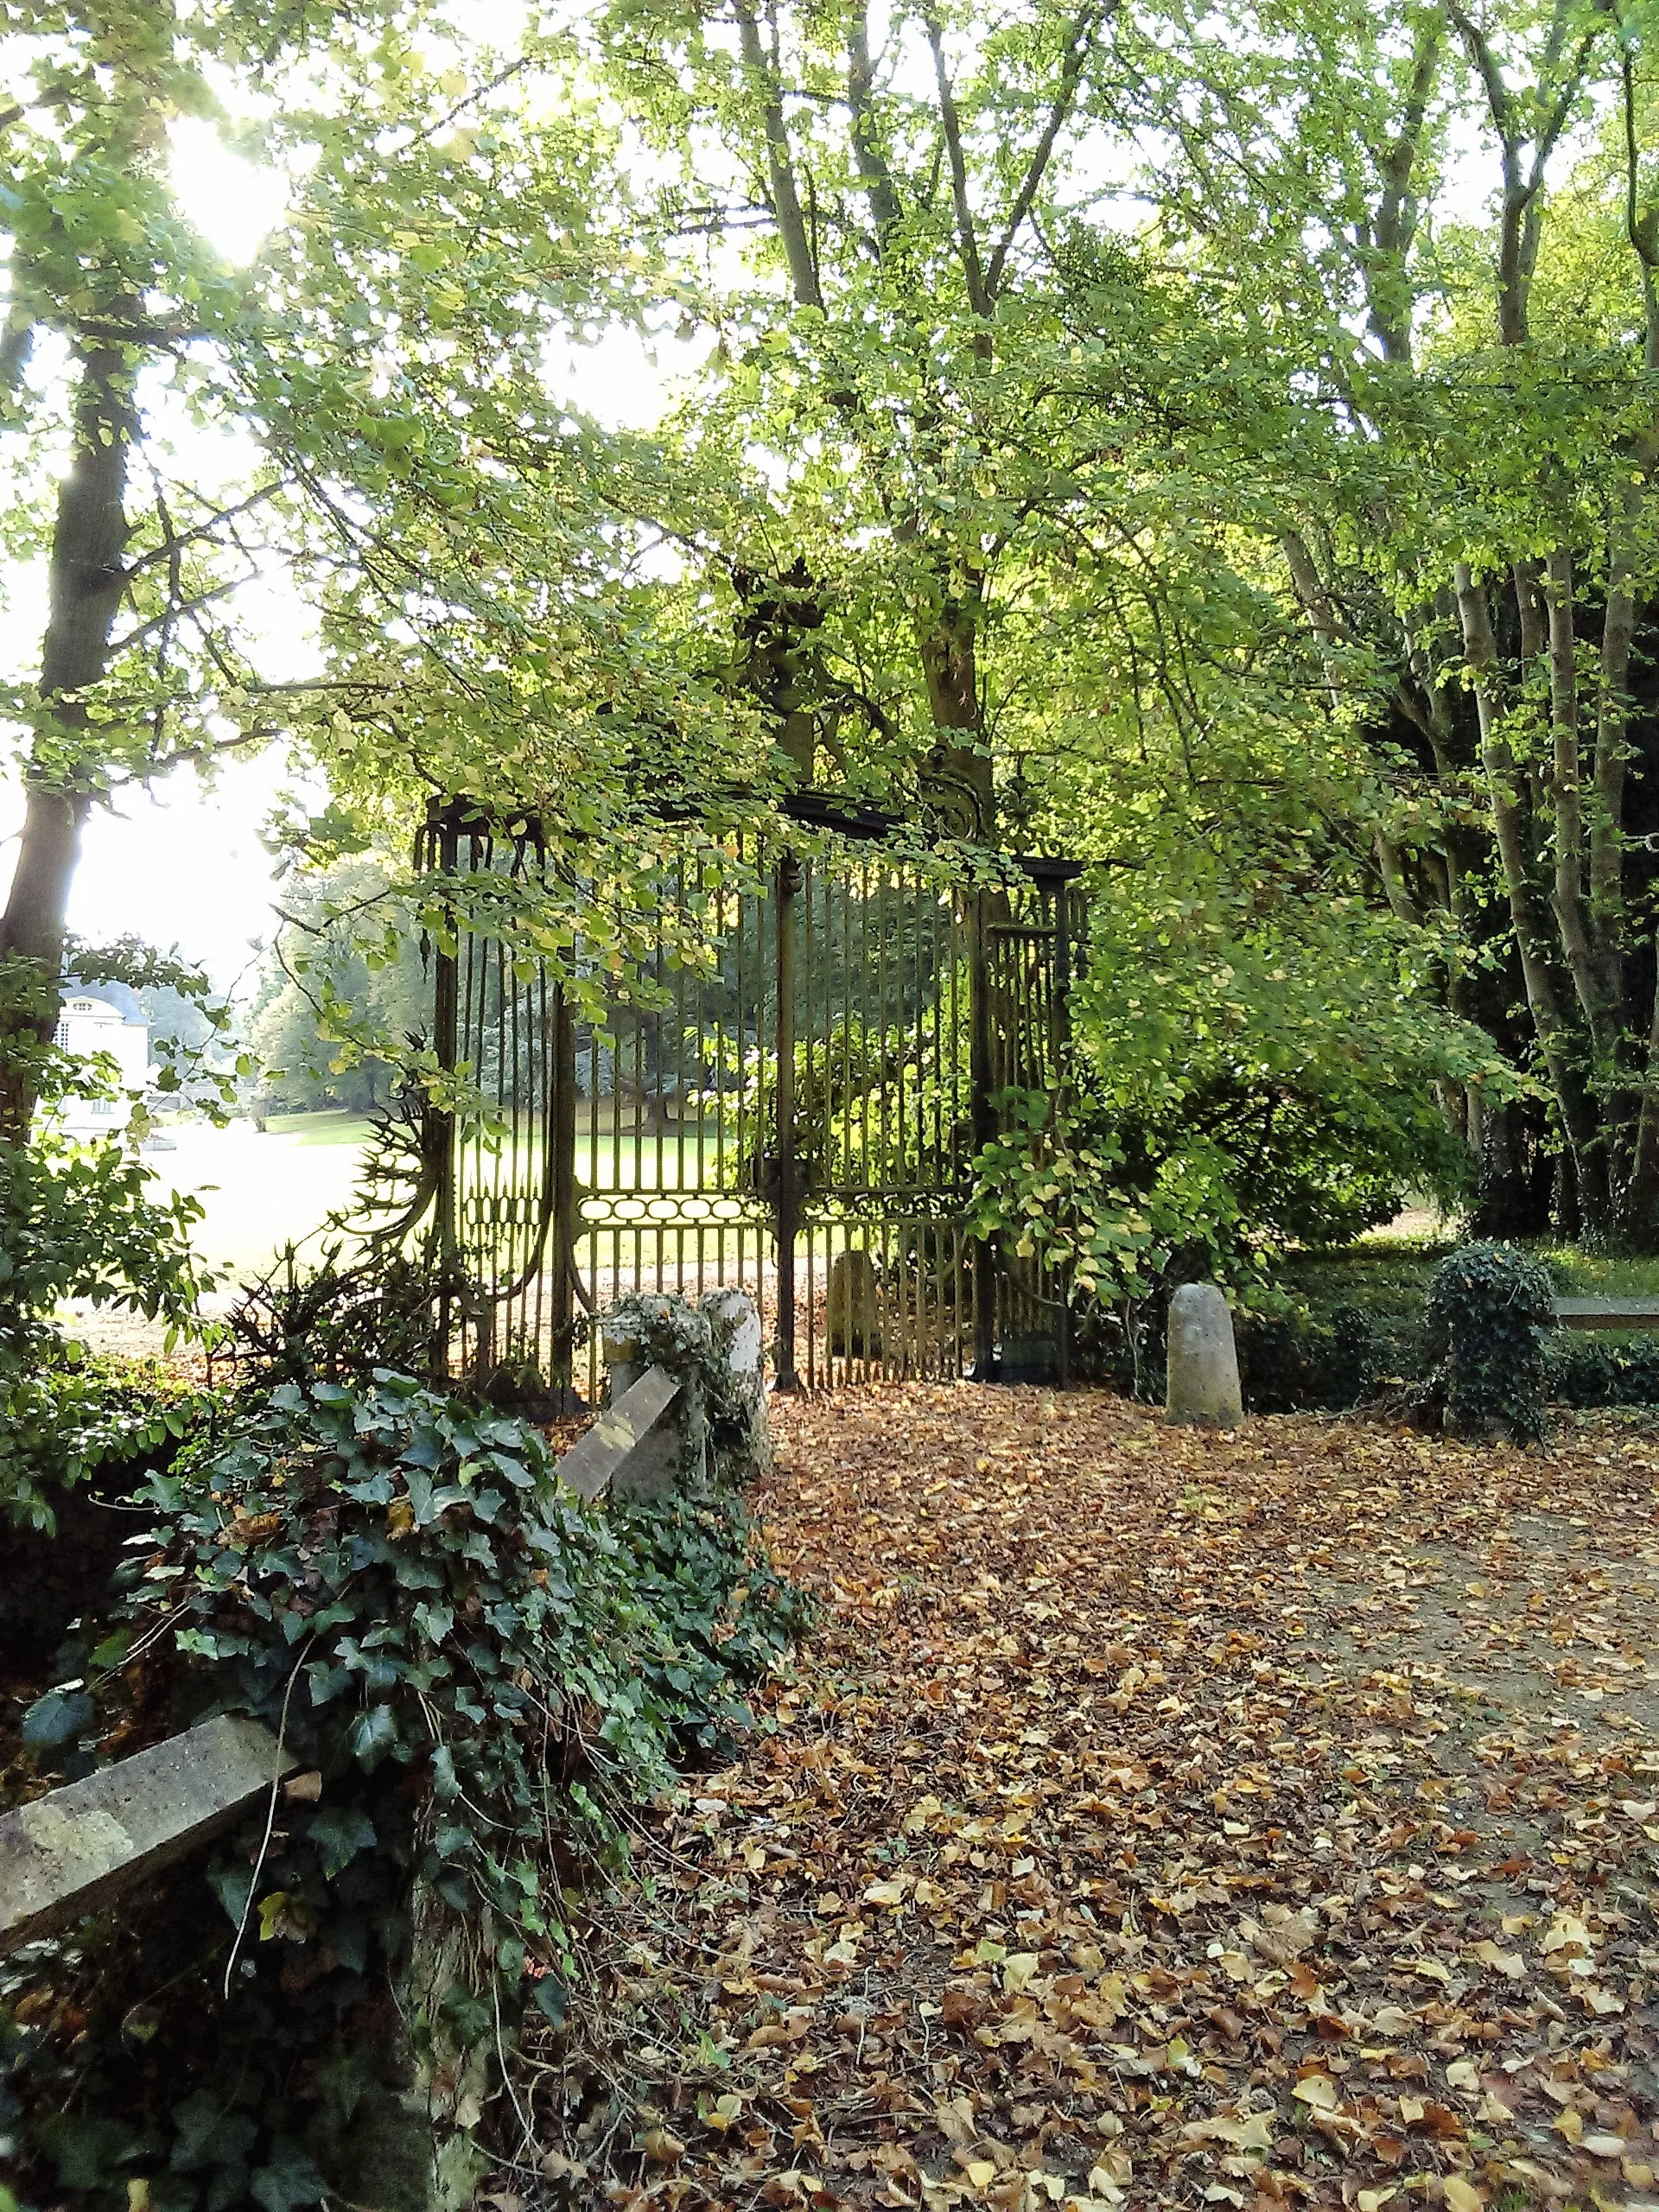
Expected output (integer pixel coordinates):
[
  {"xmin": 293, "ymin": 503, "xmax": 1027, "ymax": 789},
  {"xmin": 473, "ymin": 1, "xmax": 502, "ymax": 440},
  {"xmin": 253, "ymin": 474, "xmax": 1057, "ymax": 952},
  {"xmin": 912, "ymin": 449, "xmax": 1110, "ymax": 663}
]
[{"xmin": 1, "ymin": 1299, "xmax": 803, "ymax": 2212}]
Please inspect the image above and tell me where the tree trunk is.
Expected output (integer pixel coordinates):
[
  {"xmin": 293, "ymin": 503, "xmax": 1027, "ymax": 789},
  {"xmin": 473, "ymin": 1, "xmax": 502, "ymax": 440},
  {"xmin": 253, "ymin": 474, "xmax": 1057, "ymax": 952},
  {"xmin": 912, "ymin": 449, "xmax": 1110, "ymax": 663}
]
[
  {"xmin": 0, "ymin": 341, "xmax": 133, "ymax": 1142},
  {"xmin": 919, "ymin": 597, "xmax": 994, "ymax": 839},
  {"xmin": 1453, "ymin": 561, "xmax": 1610, "ymax": 1228},
  {"xmin": 1467, "ymin": 1096, "xmax": 1555, "ymax": 1242}
]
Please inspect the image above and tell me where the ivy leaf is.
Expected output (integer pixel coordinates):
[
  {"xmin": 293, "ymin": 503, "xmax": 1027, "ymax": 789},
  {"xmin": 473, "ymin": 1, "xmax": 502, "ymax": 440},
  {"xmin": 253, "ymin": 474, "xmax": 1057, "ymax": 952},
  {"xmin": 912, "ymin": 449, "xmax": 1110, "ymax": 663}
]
[
  {"xmin": 35, "ymin": 2114, "xmax": 137, "ymax": 2190},
  {"xmin": 531, "ymin": 1972, "xmax": 569, "ymax": 2025},
  {"xmin": 307, "ymin": 1807, "xmax": 378, "ymax": 1879},
  {"xmin": 349, "ymin": 1704, "xmax": 399, "ymax": 1770},
  {"xmin": 22, "ymin": 1688, "xmax": 94, "ymax": 1750},
  {"xmin": 169, "ymin": 2091, "xmax": 257, "ymax": 2173},
  {"xmin": 412, "ymin": 1600, "xmax": 454, "ymax": 1643},
  {"xmin": 249, "ymin": 2140, "xmax": 327, "ymax": 2212},
  {"xmin": 209, "ymin": 1865, "xmax": 255, "ymax": 1929}
]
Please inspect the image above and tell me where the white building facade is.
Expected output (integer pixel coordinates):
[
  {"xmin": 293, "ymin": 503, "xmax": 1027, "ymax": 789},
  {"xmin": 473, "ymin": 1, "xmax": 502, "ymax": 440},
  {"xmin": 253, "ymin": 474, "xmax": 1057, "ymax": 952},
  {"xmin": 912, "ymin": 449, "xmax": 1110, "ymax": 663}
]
[{"xmin": 54, "ymin": 993, "xmax": 151, "ymax": 1135}]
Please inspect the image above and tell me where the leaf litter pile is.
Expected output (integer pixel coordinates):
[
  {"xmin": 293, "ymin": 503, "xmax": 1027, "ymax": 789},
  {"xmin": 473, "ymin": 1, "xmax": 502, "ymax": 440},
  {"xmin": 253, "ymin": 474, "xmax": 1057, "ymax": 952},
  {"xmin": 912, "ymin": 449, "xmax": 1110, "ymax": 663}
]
[{"xmin": 524, "ymin": 1385, "xmax": 1659, "ymax": 2212}]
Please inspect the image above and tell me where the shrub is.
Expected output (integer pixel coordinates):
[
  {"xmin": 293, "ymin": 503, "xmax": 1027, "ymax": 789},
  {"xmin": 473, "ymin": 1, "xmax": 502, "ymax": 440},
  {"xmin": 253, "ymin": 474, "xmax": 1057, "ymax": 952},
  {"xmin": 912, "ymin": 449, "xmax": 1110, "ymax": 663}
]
[
  {"xmin": 223, "ymin": 1243, "xmax": 438, "ymax": 1389},
  {"xmin": 2, "ymin": 1363, "xmax": 804, "ymax": 2205},
  {"xmin": 0, "ymin": 1354, "xmax": 225, "ymax": 1667},
  {"xmin": 1238, "ymin": 1299, "xmax": 1383, "ymax": 1413},
  {"xmin": 1424, "ymin": 1243, "xmax": 1555, "ymax": 1442},
  {"xmin": 0, "ymin": 1140, "xmax": 210, "ymax": 1530},
  {"xmin": 1548, "ymin": 1332, "xmax": 1659, "ymax": 1408}
]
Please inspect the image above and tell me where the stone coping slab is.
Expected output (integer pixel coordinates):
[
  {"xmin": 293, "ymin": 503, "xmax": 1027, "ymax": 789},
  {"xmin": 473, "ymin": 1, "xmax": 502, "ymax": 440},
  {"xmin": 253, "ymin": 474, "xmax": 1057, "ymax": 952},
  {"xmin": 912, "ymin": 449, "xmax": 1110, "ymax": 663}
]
[
  {"xmin": 556, "ymin": 1366, "xmax": 683, "ymax": 1503},
  {"xmin": 0, "ymin": 1713, "xmax": 294, "ymax": 1953},
  {"xmin": 1552, "ymin": 1296, "xmax": 1659, "ymax": 1331}
]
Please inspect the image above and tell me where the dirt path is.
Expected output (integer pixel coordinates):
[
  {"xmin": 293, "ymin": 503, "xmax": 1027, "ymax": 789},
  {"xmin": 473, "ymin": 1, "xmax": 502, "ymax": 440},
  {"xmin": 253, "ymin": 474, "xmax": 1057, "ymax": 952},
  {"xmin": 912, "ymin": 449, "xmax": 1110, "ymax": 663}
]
[{"xmin": 522, "ymin": 1388, "xmax": 1659, "ymax": 2212}]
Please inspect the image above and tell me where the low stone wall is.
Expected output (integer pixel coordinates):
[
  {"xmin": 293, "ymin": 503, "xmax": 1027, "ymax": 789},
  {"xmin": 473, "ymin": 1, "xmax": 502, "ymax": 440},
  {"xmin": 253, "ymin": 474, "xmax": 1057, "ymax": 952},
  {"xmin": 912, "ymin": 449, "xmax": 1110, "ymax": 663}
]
[{"xmin": 0, "ymin": 1288, "xmax": 774, "ymax": 2210}]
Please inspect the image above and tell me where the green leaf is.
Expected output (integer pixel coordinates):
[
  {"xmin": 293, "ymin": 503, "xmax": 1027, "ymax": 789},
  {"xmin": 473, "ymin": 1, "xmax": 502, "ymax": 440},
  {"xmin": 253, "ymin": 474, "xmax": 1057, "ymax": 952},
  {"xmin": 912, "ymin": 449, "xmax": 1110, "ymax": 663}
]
[
  {"xmin": 531, "ymin": 1972, "xmax": 569, "ymax": 2025},
  {"xmin": 22, "ymin": 1687, "xmax": 94, "ymax": 1750},
  {"xmin": 349, "ymin": 1703, "xmax": 399, "ymax": 1770},
  {"xmin": 308, "ymin": 1805, "xmax": 378, "ymax": 1878},
  {"xmin": 249, "ymin": 2141, "xmax": 327, "ymax": 2212}
]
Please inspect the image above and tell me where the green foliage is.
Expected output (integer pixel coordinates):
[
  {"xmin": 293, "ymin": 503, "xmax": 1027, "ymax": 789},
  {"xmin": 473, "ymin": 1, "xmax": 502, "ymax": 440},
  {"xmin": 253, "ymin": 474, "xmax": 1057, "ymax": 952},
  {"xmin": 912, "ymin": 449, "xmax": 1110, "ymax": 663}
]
[
  {"xmin": 225, "ymin": 1245, "xmax": 438, "ymax": 1393},
  {"xmin": 1425, "ymin": 1244, "xmax": 1557, "ymax": 1445},
  {"xmin": 246, "ymin": 861, "xmax": 428, "ymax": 1116},
  {"xmin": 972, "ymin": 1049, "xmax": 1463, "ymax": 1311},
  {"xmin": 1238, "ymin": 1301, "xmax": 1385, "ymax": 1415},
  {"xmin": 606, "ymin": 1288, "xmax": 724, "ymax": 1379},
  {"xmin": 2, "ymin": 1363, "xmax": 804, "ymax": 2204},
  {"xmin": 0, "ymin": 929, "xmax": 226, "ymax": 1531},
  {"xmin": 141, "ymin": 1367, "xmax": 784, "ymax": 1929},
  {"xmin": 1548, "ymin": 1332, "xmax": 1659, "ymax": 1410},
  {"xmin": 0, "ymin": 1137, "xmax": 212, "ymax": 1530},
  {"xmin": 64, "ymin": 939, "xmax": 244, "ymax": 1123},
  {"xmin": 7, "ymin": 1351, "xmax": 218, "ymax": 1503},
  {"xmin": 968, "ymin": 803, "xmax": 1487, "ymax": 1299},
  {"xmin": 1233, "ymin": 1243, "xmax": 1449, "ymax": 1412}
]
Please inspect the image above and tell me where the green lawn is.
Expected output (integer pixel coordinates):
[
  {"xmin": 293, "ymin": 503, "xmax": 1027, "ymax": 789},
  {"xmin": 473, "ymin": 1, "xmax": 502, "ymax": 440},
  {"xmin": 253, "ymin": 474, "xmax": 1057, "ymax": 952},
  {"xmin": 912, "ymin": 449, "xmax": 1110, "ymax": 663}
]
[
  {"xmin": 264, "ymin": 1109, "xmax": 377, "ymax": 1148},
  {"xmin": 1531, "ymin": 1243, "xmax": 1659, "ymax": 1296},
  {"xmin": 144, "ymin": 1112, "xmax": 748, "ymax": 1293},
  {"xmin": 1298, "ymin": 1229, "xmax": 1659, "ymax": 1311},
  {"xmin": 143, "ymin": 1118, "xmax": 378, "ymax": 1286}
]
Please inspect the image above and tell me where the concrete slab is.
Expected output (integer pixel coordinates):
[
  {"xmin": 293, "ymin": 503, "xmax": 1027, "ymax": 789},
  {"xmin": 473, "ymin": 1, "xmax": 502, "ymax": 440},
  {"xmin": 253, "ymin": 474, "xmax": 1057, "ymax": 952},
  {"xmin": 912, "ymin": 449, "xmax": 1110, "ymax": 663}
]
[
  {"xmin": 0, "ymin": 1713, "xmax": 294, "ymax": 1952},
  {"xmin": 556, "ymin": 1366, "xmax": 683, "ymax": 1503},
  {"xmin": 1553, "ymin": 1296, "xmax": 1659, "ymax": 1331}
]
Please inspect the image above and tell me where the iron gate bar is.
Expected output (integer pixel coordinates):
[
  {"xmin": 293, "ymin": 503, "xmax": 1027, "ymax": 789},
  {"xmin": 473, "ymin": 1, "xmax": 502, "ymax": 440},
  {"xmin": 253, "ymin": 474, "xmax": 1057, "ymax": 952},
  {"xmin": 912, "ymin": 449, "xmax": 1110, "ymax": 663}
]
[{"xmin": 773, "ymin": 853, "xmax": 801, "ymax": 1391}]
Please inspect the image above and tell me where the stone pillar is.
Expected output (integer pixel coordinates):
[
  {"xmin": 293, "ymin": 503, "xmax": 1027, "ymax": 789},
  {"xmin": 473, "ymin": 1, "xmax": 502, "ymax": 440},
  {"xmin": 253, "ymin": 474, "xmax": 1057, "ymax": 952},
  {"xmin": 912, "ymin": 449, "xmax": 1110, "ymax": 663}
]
[
  {"xmin": 826, "ymin": 1249, "xmax": 883, "ymax": 1360},
  {"xmin": 702, "ymin": 1287, "xmax": 772, "ymax": 1480},
  {"xmin": 1166, "ymin": 1282, "xmax": 1243, "ymax": 1428}
]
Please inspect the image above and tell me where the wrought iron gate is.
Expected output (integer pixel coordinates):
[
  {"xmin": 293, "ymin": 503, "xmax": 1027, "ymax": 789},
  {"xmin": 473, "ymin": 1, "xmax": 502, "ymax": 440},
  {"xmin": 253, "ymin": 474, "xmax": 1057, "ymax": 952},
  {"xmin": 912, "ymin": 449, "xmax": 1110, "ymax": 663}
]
[{"xmin": 416, "ymin": 801, "xmax": 1083, "ymax": 1398}]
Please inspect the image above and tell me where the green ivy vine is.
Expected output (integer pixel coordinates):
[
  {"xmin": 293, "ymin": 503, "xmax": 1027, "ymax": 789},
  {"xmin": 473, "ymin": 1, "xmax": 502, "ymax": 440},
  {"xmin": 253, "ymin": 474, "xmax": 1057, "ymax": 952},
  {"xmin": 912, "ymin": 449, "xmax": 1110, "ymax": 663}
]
[{"xmin": 2, "ymin": 1363, "xmax": 804, "ymax": 2209}]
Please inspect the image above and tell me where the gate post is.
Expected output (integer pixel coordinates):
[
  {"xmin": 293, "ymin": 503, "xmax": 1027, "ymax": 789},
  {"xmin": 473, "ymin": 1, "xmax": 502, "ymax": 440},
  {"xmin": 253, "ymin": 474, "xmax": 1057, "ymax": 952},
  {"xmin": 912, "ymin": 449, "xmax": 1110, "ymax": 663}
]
[
  {"xmin": 969, "ymin": 885, "xmax": 997, "ymax": 1381},
  {"xmin": 548, "ymin": 982, "xmax": 582, "ymax": 1408},
  {"xmin": 772, "ymin": 854, "xmax": 802, "ymax": 1391},
  {"xmin": 427, "ymin": 806, "xmax": 461, "ymax": 1386},
  {"xmin": 1053, "ymin": 881, "xmax": 1073, "ymax": 1391}
]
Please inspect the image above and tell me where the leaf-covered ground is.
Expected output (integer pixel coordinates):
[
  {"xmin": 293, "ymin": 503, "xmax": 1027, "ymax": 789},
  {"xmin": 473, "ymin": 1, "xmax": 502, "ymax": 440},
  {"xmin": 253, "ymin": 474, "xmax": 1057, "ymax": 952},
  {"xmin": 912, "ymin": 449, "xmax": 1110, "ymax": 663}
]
[{"xmin": 524, "ymin": 1386, "xmax": 1659, "ymax": 2212}]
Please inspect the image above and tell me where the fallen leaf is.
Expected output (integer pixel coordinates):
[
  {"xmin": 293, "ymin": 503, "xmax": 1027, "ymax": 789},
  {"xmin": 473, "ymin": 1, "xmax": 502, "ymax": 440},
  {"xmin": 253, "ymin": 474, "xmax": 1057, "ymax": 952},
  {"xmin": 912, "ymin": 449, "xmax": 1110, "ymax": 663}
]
[
  {"xmin": 1291, "ymin": 2075, "xmax": 1340, "ymax": 2113},
  {"xmin": 1468, "ymin": 1940, "xmax": 1522, "ymax": 1978}
]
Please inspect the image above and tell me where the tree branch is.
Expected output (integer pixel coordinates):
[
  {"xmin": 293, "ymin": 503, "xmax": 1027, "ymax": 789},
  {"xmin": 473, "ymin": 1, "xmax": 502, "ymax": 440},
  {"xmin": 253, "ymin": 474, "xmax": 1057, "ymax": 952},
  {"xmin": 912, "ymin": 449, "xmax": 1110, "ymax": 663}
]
[
  {"xmin": 120, "ymin": 485, "xmax": 288, "ymax": 578},
  {"xmin": 847, "ymin": 3, "xmax": 903, "ymax": 251},
  {"xmin": 734, "ymin": 0, "xmax": 823, "ymax": 309},
  {"xmin": 1363, "ymin": 16, "xmax": 1443, "ymax": 363},
  {"xmin": 922, "ymin": 8, "xmax": 991, "ymax": 319},
  {"xmin": 106, "ymin": 579, "xmax": 245, "ymax": 659},
  {"xmin": 983, "ymin": 2, "xmax": 1111, "ymax": 300}
]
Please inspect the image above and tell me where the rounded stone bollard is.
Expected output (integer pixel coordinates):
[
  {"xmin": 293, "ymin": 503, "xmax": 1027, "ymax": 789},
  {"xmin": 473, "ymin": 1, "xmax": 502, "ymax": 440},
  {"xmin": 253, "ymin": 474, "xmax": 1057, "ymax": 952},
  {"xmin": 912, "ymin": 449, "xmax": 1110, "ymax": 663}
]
[{"xmin": 1166, "ymin": 1282, "xmax": 1243, "ymax": 1427}]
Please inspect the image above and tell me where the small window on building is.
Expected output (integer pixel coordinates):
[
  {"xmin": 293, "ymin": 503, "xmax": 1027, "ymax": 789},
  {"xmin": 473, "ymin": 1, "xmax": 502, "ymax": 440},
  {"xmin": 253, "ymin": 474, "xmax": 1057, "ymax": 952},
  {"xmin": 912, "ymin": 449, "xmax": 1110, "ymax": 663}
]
[
  {"xmin": 90, "ymin": 1099, "xmax": 116, "ymax": 1119},
  {"xmin": 53, "ymin": 1021, "xmax": 68, "ymax": 1049}
]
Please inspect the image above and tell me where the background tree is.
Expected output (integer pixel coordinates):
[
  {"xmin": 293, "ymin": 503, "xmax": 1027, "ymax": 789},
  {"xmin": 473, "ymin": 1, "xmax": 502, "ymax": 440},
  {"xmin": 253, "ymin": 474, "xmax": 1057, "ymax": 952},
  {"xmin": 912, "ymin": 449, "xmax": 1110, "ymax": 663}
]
[
  {"xmin": 1120, "ymin": 0, "xmax": 1659, "ymax": 1247},
  {"xmin": 0, "ymin": 1, "xmax": 766, "ymax": 1138},
  {"xmin": 246, "ymin": 859, "xmax": 426, "ymax": 1115},
  {"xmin": 591, "ymin": 0, "xmax": 1160, "ymax": 835}
]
